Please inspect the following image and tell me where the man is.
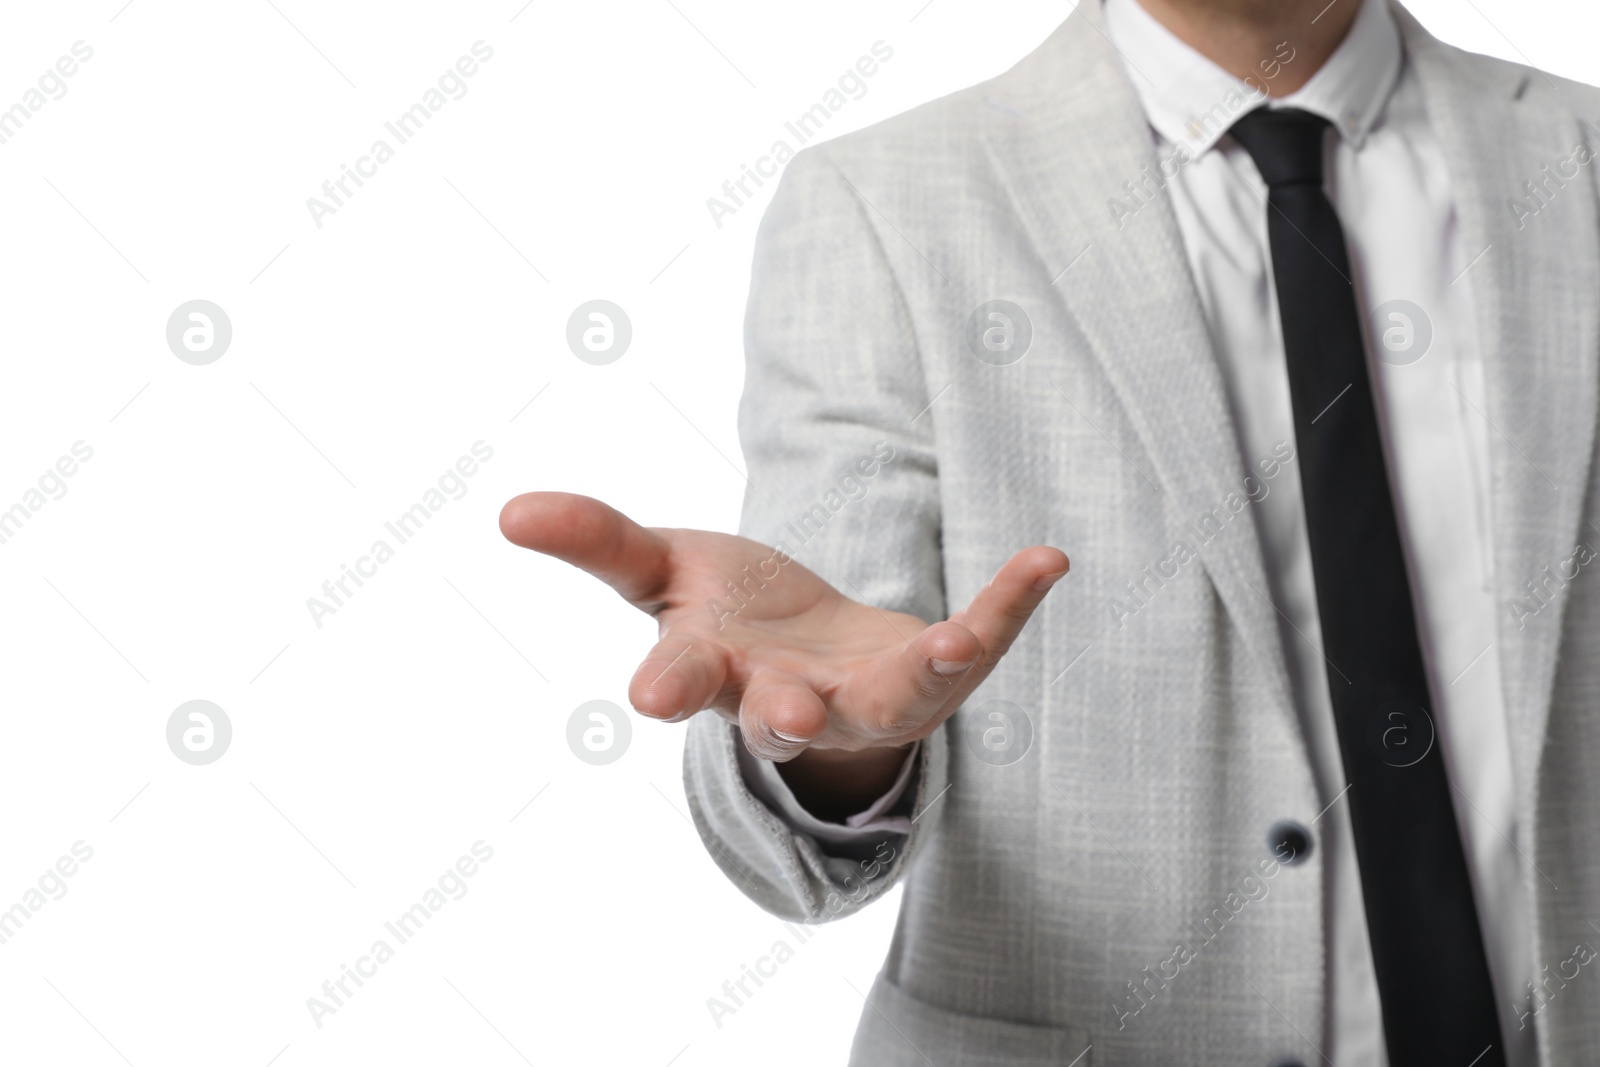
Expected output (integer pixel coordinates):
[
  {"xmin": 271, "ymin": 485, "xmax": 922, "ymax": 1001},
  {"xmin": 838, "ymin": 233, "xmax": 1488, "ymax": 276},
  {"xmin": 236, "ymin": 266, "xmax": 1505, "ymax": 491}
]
[{"xmin": 500, "ymin": 0, "xmax": 1600, "ymax": 1061}]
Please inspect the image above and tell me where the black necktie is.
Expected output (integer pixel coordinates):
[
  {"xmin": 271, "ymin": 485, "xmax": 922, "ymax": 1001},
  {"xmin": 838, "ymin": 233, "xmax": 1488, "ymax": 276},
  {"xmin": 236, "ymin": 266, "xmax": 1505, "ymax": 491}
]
[{"xmin": 1227, "ymin": 106, "xmax": 1505, "ymax": 1065}]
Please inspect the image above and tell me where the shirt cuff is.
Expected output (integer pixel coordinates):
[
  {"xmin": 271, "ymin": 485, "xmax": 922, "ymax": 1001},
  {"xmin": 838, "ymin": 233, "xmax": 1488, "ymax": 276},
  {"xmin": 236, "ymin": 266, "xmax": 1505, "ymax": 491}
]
[{"xmin": 734, "ymin": 735, "xmax": 919, "ymax": 846}]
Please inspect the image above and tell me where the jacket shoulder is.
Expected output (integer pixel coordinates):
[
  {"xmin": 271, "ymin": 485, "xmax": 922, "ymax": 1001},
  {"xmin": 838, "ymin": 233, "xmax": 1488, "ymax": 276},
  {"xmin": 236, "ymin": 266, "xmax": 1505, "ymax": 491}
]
[{"xmin": 1416, "ymin": 28, "xmax": 1600, "ymax": 118}]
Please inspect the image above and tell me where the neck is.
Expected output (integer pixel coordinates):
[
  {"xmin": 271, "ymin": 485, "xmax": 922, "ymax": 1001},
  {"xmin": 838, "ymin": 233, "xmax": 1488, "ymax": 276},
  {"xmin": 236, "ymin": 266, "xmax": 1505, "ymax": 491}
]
[{"xmin": 1130, "ymin": 0, "xmax": 1363, "ymax": 96}]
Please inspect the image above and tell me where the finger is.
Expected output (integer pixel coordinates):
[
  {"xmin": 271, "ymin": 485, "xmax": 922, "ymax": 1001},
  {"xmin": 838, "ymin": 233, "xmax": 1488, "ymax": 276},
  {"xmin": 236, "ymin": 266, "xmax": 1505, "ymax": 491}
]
[
  {"xmin": 627, "ymin": 635, "xmax": 730, "ymax": 722},
  {"xmin": 499, "ymin": 492, "xmax": 672, "ymax": 609},
  {"xmin": 835, "ymin": 619, "xmax": 985, "ymax": 736},
  {"xmin": 739, "ymin": 669, "xmax": 828, "ymax": 761},
  {"xmin": 954, "ymin": 545, "xmax": 1069, "ymax": 671}
]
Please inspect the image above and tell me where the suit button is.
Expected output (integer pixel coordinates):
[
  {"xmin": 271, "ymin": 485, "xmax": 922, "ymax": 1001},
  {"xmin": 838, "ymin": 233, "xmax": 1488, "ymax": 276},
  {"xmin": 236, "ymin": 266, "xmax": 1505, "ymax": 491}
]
[{"xmin": 1267, "ymin": 820, "xmax": 1312, "ymax": 865}]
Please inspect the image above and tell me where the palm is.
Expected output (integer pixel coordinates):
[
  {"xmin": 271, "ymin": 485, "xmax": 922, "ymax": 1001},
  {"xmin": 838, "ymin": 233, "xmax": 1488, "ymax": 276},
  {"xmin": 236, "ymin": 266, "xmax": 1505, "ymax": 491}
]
[
  {"xmin": 499, "ymin": 492, "xmax": 1068, "ymax": 758},
  {"xmin": 650, "ymin": 528, "xmax": 950, "ymax": 742}
]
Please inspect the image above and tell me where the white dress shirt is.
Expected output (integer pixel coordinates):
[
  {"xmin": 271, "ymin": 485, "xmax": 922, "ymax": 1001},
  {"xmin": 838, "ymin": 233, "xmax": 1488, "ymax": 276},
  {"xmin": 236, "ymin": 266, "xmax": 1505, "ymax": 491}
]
[{"xmin": 741, "ymin": 0, "xmax": 1535, "ymax": 1061}]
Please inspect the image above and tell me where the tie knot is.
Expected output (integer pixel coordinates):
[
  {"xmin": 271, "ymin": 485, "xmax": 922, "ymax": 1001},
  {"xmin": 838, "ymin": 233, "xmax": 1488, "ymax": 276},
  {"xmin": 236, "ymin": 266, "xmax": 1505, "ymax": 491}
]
[{"xmin": 1228, "ymin": 107, "xmax": 1332, "ymax": 188}]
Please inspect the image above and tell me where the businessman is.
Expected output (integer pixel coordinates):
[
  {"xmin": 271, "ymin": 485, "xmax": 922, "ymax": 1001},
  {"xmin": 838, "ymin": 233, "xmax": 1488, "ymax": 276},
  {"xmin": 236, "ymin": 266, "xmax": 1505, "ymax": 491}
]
[{"xmin": 500, "ymin": 0, "xmax": 1600, "ymax": 1061}]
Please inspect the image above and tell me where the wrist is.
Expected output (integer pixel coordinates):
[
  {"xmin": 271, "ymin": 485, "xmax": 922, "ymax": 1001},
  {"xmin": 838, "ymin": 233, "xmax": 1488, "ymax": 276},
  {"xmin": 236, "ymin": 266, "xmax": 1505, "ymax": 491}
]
[{"xmin": 775, "ymin": 742, "xmax": 916, "ymax": 822}]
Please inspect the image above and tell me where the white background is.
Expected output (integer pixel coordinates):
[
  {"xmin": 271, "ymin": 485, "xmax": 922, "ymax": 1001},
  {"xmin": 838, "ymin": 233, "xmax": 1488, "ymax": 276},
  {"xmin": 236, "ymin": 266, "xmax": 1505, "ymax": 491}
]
[{"xmin": 0, "ymin": 1, "xmax": 1595, "ymax": 1064}]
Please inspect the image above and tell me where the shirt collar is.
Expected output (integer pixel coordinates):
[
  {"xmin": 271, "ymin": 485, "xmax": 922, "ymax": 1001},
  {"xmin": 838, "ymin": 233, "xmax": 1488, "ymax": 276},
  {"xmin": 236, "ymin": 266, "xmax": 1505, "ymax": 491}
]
[{"xmin": 1101, "ymin": 0, "xmax": 1402, "ymax": 156}]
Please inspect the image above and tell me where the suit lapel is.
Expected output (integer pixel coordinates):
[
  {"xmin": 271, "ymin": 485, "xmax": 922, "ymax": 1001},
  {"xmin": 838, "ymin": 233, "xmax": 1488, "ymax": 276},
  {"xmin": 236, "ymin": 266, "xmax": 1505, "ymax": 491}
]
[
  {"xmin": 1395, "ymin": 2, "xmax": 1600, "ymax": 804},
  {"xmin": 980, "ymin": 2, "xmax": 1299, "ymax": 729}
]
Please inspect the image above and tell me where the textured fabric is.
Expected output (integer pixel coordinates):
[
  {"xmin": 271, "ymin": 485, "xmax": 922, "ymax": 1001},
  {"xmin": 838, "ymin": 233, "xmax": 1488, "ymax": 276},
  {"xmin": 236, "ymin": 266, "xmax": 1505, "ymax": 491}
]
[
  {"xmin": 1230, "ymin": 102, "xmax": 1503, "ymax": 1063},
  {"xmin": 680, "ymin": 1, "xmax": 1600, "ymax": 1062},
  {"xmin": 1102, "ymin": 0, "xmax": 1531, "ymax": 1058}
]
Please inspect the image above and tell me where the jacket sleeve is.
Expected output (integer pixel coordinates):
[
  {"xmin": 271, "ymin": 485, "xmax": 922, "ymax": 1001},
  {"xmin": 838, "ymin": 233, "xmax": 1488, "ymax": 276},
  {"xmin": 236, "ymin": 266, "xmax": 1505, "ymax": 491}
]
[{"xmin": 682, "ymin": 145, "xmax": 952, "ymax": 922}]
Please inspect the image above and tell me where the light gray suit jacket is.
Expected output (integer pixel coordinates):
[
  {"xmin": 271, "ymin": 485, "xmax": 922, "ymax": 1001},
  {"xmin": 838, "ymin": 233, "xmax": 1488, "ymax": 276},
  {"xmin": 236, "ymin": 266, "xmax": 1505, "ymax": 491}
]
[{"xmin": 684, "ymin": 2, "xmax": 1600, "ymax": 1062}]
